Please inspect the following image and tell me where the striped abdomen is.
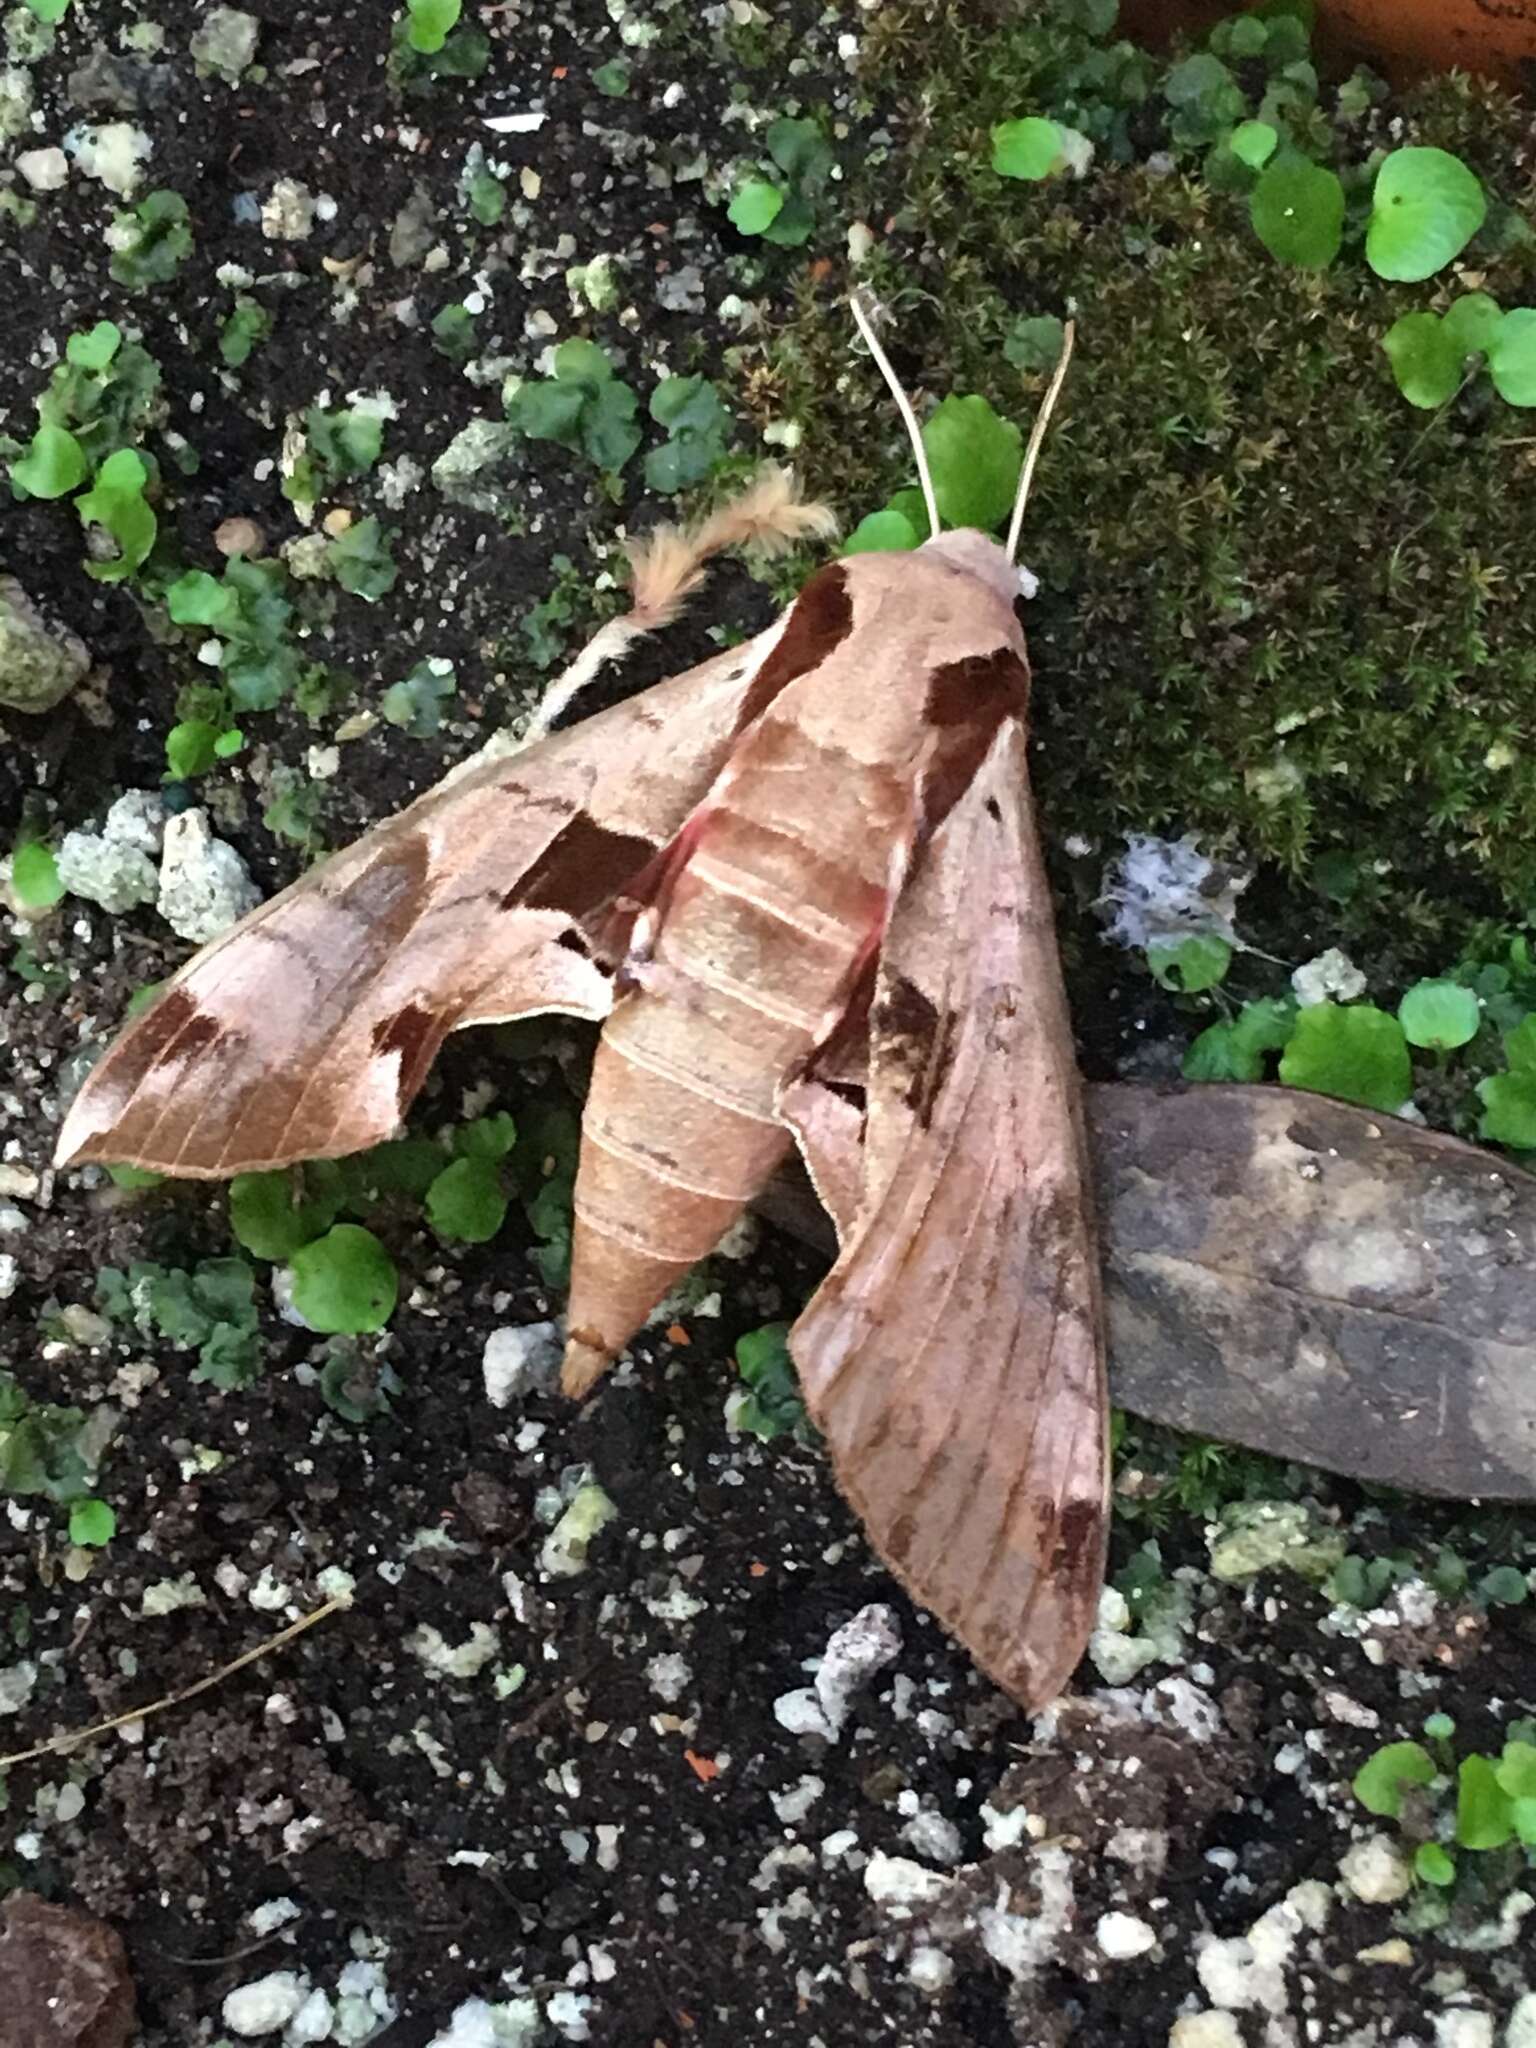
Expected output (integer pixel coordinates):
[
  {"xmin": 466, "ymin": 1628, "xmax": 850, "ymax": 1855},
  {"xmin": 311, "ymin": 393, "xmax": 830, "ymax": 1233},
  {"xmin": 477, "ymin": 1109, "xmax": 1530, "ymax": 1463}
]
[{"xmin": 561, "ymin": 721, "xmax": 903, "ymax": 1393}]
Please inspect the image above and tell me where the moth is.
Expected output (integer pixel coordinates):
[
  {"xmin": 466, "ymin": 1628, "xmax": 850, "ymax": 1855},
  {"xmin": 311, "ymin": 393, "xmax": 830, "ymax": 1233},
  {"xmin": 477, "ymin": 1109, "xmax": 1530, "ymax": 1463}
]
[{"xmin": 55, "ymin": 299, "xmax": 1105, "ymax": 1712}]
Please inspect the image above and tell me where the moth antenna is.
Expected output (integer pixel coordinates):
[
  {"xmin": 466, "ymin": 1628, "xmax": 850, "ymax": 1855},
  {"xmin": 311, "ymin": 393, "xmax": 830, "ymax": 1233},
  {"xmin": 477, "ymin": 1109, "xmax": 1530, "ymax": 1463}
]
[
  {"xmin": 1005, "ymin": 317, "xmax": 1076, "ymax": 566},
  {"xmin": 523, "ymin": 467, "xmax": 836, "ymax": 743},
  {"xmin": 849, "ymin": 287, "xmax": 940, "ymax": 543}
]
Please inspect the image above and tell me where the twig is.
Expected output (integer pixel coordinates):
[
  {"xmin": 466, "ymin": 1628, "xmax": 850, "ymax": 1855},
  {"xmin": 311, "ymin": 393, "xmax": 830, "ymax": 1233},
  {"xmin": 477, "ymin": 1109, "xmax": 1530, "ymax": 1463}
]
[{"xmin": 0, "ymin": 1595, "xmax": 350, "ymax": 1770}]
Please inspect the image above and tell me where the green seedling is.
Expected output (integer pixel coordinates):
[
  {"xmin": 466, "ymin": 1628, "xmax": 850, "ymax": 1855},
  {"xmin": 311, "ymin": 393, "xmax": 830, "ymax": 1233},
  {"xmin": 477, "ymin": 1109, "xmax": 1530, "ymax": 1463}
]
[
  {"xmin": 9, "ymin": 422, "xmax": 86, "ymax": 499},
  {"xmin": 1003, "ymin": 314, "xmax": 1067, "ymax": 372},
  {"xmin": 381, "ymin": 658, "xmax": 456, "ymax": 738},
  {"xmin": 1366, "ymin": 146, "xmax": 1486, "ymax": 283},
  {"xmin": 68, "ymin": 1498, "xmax": 116, "ymax": 1548},
  {"xmin": 1398, "ymin": 979, "xmax": 1480, "ymax": 1051},
  {"xmin": 0, "ymin": 1372, "xmax": 97, "ymax": 1504},
  {"xmin": 991, "ymin": 116, "xmax": 1085, "ymax": 181},
  {"xmin": 167, "ymin": 558, "xmax": 301, "ymax": 711},
  {"xmin": 426, "ymin": 1112, "xmax": 517, "ymax": 1244},
  {"xmin": 96, "ymin": 1258, "xmax": 262, "ymax": 1390},
  {"xmin": 1277, "ymin": 1002, "xmax": 1411, "ymax": 1114},
  {"xmin": 1249, "ymin": 158, "xmax": 1344, "ymax": 269},
  {"xmin": 1383, "ymin": 293, "xmax": 1536, "ymax": 410},
  {"xmin": 1183, "ymin": 996, "xmax": 1297, "ymax": 1083},
  {"xmin": 726, "ymin": 116, "xmax": 834, "ymax": 248},
  {"xmin": 284, "ymin": 404, "xmax": 386, "ymax": 507},
  {"xmin": 164, "ymin": 719, "xmax": 244, "ymax": 781},
  {"xmin": 9, "ymin": 838, "xmax": 64, "ymax": 913},
  {"xmin": 643, "ymin": 376, "xmax": 732, "ymax": 494},
  {"xmin": 404, "ymin": 0, "xmax": 459, "ymax": 51},
  {"xmin": 289, "ymin": 1225, "xmax": 398, "ymax": 1335},
  {"xmin": 431, "ymin": 301, "xmax": 478, "ymax": 362},
  {"xmin": 731, "ymin": 1322, "xmax": 813, "ymax": 1443},
  {"xmin": 844, "ymin": 391, "xmax": 1025, "ymax": 553},
  {"xmin": 1147, "ymin": 933, "xmax": 1232, "ymax": 995},
  {"xmin": 592, "ymin": 59, "xmax": 629, "ymax": 97},
  {"xmin": 506, "ymin": 339, "xmax": 642, "ymax": 473},
  {"xmin": 220, "ymin": 297, "xmax": 271, "ymax": 368},
  {"xmin": 391, "ymin": 0, "xmax": 488, "ymax": 83},
  {"xmin": 109, "ymin": 189, "xmax": 194, "ymax": 291},
  {"xmin": 75, "ymin": 448, "xmax": 157, "ymax": 582},
  {"xmin": 24, "ymin": 0, "xmax": 73, "ymax": 19},
  {"xmin": 327, "ymin": 517, "xmax": 398, "ymax": 602},
  {"xmin": 1476, "ymin": 1013, "xmax": 1536, "ymax": 1149}
]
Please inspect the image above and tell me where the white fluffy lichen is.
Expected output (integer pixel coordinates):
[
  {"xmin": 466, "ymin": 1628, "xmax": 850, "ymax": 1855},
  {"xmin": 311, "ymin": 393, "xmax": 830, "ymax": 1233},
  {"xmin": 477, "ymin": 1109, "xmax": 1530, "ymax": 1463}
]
[{"xmin": 1098, "ymin": 833, "xmax": 1250, "ymax": 952}]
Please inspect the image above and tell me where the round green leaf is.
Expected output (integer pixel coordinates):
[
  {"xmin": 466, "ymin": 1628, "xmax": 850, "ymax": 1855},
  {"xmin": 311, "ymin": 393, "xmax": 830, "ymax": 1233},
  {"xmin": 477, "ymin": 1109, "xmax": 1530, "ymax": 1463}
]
[
  {"xmin": 552, "ymin": 337, "xmax": 613, "ymax": 387},
  {"xmin": 1479, "ymin": 1564, "xmax": 1529, "ymax": 1606},
  {"xmin": 922, "ymin": 393, "xmax": 1023, "ymax": 532},
  {"xmin": 1382, "ymin": 313, "xmax": 1461, "ymax": 410},
  {"xmin": 167, "ymin": 568, "xmax": 235, "ymax": 628},
  {"xmin": 991, "ymin": 117, "xmax": 1065, "ymax": 181},
  {"xmin": 11, "ymin": 841, "xmax": 64, "ymax": 911},
  {"xmin": 1505, "ymin": 1014, "xmax": 1536, "ymax": 1073},
  {"xmin": 11, "ymin": 423, "xmax": 87, "ymax": 499},
  {"xmin": 841, "ymin": 507, "xmax": 920, "ymax": 556},
  {"xmin": 1442, "ymin": 291, "xmax": 1504, "ymax": 359},
  {"xmin": 1147, "ymin": 934, "xmax": 1232, "ymax": 994},
  {"xmin": 1497, "ymin": 1740, "xmax": 1536, "ymax": 1800},
  {"xmin": 1366, "ymin": 147, "xmax": 1486, "ymax": 283},
  {"xmin": 289, "ymin": 1224, "xmax": 398, "ymax": 1334},
  {"xmin": 727, "ymin": 178, "xmax": 785, "ymax": 236},
  {"xmin": 1477, "ymin": 1071, "xmax": 1536, "ymax": 1148},
  {"xmin": 1250, "ymin": 159, "xmax": 1344, "ymax": 269},
  {"xmin": 406, "ymin": 0, "xmax": 460, "ymax": 54},
  {"xmin": 68, "ymin": 1498, "xmax": 116, "ymax": 1547},
  {"xmin": 66, "ymin": 320, "xmax": 122, "ymax": 371},
  {"xmin": 1003, "ymin": 314, "xmax": 1067, "ymax": 373},
  {"xmin": 230, "ymin": 1168, "xmax": 342, "ymax": 1260},
  {"xmin": 1353, "ymin": 1739, "xmax": 1435, "ymax": 1817},
  {"xmin": 426, "ymin": 1156, "xmax": 509, "ymax": 1243},
  {"xmin": 1397, "ymin": 979, "xmax": 1479, "ymax": 1050},
  {"xmin": 1230, "ymin": 120, "xmax": 1278, "ymax": 170},
  {"xmin": 1279, "ymin": 1003, "xmax": 1412, "ymax": 1113},
  {"xmin": 1456, "ymin": 1753, "xmax": 1514, "ymax": 1850},
  {"xmin": 1487, "ymin": 306, "xmax": 1536, "ymax": 407},
  {"xmin": 165, "ymin": 720, "xmax": 220, "ymax": 780},
  {"xmin": 1414, "ymin": 1842, "xmax": 1456, "ymax": 1887}
]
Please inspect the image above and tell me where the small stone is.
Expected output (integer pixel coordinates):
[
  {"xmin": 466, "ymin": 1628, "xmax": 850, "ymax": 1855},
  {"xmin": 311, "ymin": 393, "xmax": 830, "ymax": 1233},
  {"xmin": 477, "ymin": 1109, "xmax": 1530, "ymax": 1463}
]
[
  {"xmin": 1170, "ymin": 2018, "xmax": 1244, "ymax": 2048},
  {"xmin": 0, "ymin": 1661, "xmax": 38, "ymax": 1715},
  {"xmin": 1433, "ymin": 2012, "xmax": 1494, "ymax": 2048},
  {"xmin": 481, "ymin": 1321, "xmax": 562, "ymax": 1407},
  {"xmin": 389, "ymin": 183, "xmax": 437, "ymax": 268},
  {"xmin": 813, "ymin": 1603, "xmax": 901, "ymax": 1736},
  {"xmin": 0, "ymin": 579, "xmax": 91, "ymax": 714},
  {"xmin": 215, "ymin": 516, "xmax": 264, "ymax": 558},
  {"xmin": 1507, "ymin": 1993, "xmax": 1536, "ymax": 2048},
  {"xmin": 56, "ymin": 830, "xmax": 158, "ymax": 917},
  {"xmin": 431, "ymin": 418, "xmax": 522, "ymax": 515},
  {"xmin": 16, "ymin": 146, "xmax": 68, "ymax": 192},
  {"xmin": 908, "ymin": 1945, "xmax": 953, "ymax": 1993},
  {"xmin": 0, "ymin": 1892, "xmax": 136, "ymax": 2048},
  {"xmin": 221, "ymin": 1971, "xmax": 309, "ymax": 2036},
  {"xmin": 157, "ymin": 808, "xmax": 261, "ymax": 942},
  {"xmin": 1292, "ymin": 946, "xmax": 1367, "ymax": 1008},
  {"xmin": 261, "ymin": 177, "xmax": 315, "ymax": 241},
  {"xmin": 863, "ymin": 1851, "xmax": 952, "ymax": 1915},
  {"xmin": 190, "ymin": 7, "xmax": 259, "ymax": 82},
  {"xmin": 405, "ymin": 1622, "xmax": 501, "ymax": 1680},
  {"xmin": 1339, "ymin": 1834, "xmax": 1413, "ymax": 1905},
  {"xmin": 1097, "ymin": 1911, "xmax": 1157, "ymax": 1959},
  {"xmin": 65, "ymin": 121, "xmax": 151, "ymax": 196}
]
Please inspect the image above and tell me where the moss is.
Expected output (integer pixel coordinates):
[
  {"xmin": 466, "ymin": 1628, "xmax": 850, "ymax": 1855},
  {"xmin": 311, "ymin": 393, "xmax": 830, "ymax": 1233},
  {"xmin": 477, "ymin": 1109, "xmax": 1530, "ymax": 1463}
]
[{"xmin": 757, "ymin": 8, "xmax": 1536, "ymax": 963}]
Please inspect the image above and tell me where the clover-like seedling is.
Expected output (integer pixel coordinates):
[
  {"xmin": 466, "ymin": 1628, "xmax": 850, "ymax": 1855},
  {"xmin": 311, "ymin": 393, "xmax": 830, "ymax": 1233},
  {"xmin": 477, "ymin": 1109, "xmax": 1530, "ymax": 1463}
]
[
  {"xmin": 506, "ymin": 338, "xmax": 642, "ymax": 473},
  {"xmin": 1477, "ymin": 1013, "xmax": 1536, "ymax": 1149},
  {"xmin": 592, "ymin": 59, "xmax": 629, "ymax": 97},
  {"xmin": 288, "ymin": 1224, "xmax": 399, "ymax": 1335},
  {"xmin": 842, "ymin": 389, "xmax": 1025, "ymax": 553},
  {"xmin": 1353, "ymin": 1739, "xmax": 1437, "ymax": 1818},
  {"xmin": 382, "ymin": 658, "xmax": 457, "ymax": 738},
  {"xmin": 1249, "ymin": 157, "xmax": 1344, "ymax": 270},
  {"xmin": 164, "ymin": 719, "xmax": 244, "ymax": 781},
  {"xmin": 431, "ymin": 301, "xmax": 478, "ymax": 362},
  {"xmin": 9, "ymin": 838, "xmax": 64, "ymax": 913},
  {"xmin": 75, "ymin": 447, "xmax": 157, "ymax": 582},
  {"xmin": 220, "ymin": 297, "xmax": 271, "ymax": 368},
  {"xmin": 725, "ymin": 116, "xmax": 834, "ymax": 249},
  {"xmin": 731, "ymin": 1323, "xmax": 813, "ymax": 1443},
  {"xmin": 285, "ymin": 405, "xmax": 386, "ymax": 508},
  {"xmin": 1366, "ymin": 147, "xmax": 1486, "ymax": 284},
  {"xmin": 327, "ymin": 517, "xmax": 399, "ymax": 602},
  {"xmin": 991, "ymin": 117, "xmax": 1080, "ymax": 182},
  {"xmin": 109, "ymin": 189, "xmax": 194, "ymax": 291},
  {"xmin": 1182, "ymin": 996, "xmax": 1296, "ymax": 1084},
  {"xmin": 1146, "ymin": 934, "xmax": 1232, "ymax": 995},
  {"xmin": 167, "ymin": 558, "xmax": 301, "ymax": 711},
  {"xmin": 1397, "ymin": 980, "xmax": 1480, "ymax": 1052},
  {"xmin": 1277, "ymin": 1002, "xmax": 1412, "ymax": 1114},
  {"xmin": 1382, "ymin": 293, "xmax": 1536, "ymax": 412},
  {"xmin": 68, "ymin": 1498, "xmax": 116, "ymax": 1548},
  {"xmin": 392, "ymin": 0, "xmax": 487, "ymax": 80},
  {"xmin": 9, "ymin": 422, "xmax": 87, "ymax": 499},
  {"xmin": 643, "ymin": 376, "xmax": 732, "ymax": 495}
]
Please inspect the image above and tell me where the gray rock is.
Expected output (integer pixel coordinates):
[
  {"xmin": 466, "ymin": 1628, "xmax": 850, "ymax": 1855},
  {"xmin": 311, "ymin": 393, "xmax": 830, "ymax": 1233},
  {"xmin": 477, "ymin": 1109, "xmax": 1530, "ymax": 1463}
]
[
  {"xmin": 432, "ymin": 418, "xmax": 523, "ymax": 515},
  {"xmin": 56, "ymin": 830, "xmax": 158, "ymax": 915},
  {"xmin": 157, "ymin": 808, "xmax": 261, "ymax": 943},
  {"xmin": 66, "ymin": 46, "xmax": 172, "ymax": 113},
  {"xmin": 189, "ymin": 8, "xmax": 259, "ymax": 83},
  {"xmin": 0, "ymin": 579, "xmax": 91, "ymax": 714},
  {"xmin": 389, "ymin": 183, "xmax": 438, "ymax": 269}
]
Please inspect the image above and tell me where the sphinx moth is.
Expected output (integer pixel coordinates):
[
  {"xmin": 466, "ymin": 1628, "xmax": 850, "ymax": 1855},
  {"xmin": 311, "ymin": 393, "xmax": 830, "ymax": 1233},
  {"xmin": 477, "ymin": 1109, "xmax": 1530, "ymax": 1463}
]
[{"xmin": 55, "ymin": 302, "xmax": 1105, "ymax": 1712}]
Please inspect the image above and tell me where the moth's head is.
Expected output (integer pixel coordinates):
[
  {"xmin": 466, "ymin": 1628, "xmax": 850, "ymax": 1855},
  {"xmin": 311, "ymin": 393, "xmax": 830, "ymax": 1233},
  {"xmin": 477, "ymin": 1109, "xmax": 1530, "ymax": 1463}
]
[{"xmin": 919, "ymin": 527, "xmax": 1023, "ymax": 609}]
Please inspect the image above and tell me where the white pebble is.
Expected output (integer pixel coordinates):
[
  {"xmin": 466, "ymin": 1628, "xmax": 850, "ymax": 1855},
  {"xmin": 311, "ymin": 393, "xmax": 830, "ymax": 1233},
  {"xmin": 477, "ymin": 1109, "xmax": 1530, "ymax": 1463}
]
[
  {"xmin": 1338, "ymin": 1834, "xmax": 1413, "ymax": 1905},
  {"xmin": 1097, "ymin": 1911, "xmax": 1157, "ymax": 1959},
  {"xmin": 222, "ymin": 1972, "xmax": 309, "ymax": 2036}
]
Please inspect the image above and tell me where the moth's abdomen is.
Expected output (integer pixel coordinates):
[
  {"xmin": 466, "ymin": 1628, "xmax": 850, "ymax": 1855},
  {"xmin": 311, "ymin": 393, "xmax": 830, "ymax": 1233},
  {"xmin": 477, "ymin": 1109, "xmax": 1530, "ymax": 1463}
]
[{"xmin": 562, "ymin": 788, "xmax": 886, "ymax": 1395}]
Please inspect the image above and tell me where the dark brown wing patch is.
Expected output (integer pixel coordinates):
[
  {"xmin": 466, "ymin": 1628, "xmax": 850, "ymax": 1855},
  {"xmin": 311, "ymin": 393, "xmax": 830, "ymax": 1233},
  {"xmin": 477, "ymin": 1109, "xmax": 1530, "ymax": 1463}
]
[{"xmin": 732, "ymin": 563, "xmax": 854, "ymax": 735}]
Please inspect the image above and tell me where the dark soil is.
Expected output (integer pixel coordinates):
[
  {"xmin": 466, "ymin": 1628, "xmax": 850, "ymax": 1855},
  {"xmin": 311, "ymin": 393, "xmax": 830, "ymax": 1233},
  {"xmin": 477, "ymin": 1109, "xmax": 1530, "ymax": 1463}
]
[{"xmin": 3, "ymin": 3, "xmax": 1535, "ymax": 2045}]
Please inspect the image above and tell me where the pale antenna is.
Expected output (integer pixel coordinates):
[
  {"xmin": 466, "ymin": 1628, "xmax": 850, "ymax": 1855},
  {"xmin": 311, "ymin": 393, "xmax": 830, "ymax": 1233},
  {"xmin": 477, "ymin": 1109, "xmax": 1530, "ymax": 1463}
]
[
  {"xmin": 849, "ymin": 287, "xmax": 940, "ymax": 543},
  {"xmin": 1005, "ymin": 318, "xmax": 1076, "ymax": 565}
]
